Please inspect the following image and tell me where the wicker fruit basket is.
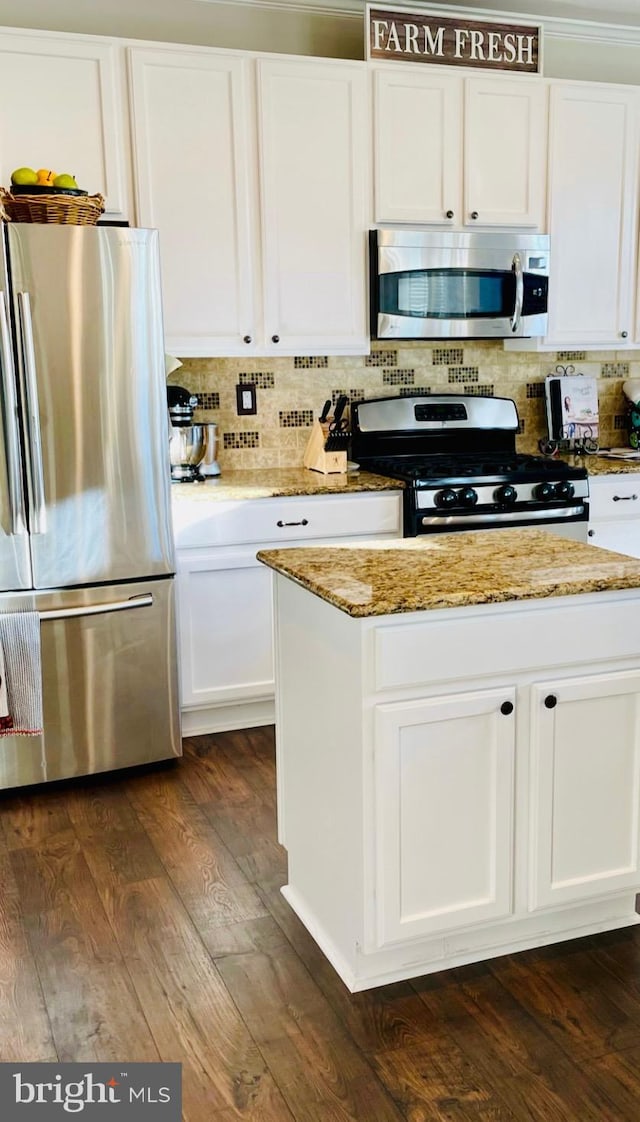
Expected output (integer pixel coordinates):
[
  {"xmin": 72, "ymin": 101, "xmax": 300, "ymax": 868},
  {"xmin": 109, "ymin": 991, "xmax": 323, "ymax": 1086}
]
[{"xmin": 0, "ymin": 187, "xmax": 105, "ymax": 225}]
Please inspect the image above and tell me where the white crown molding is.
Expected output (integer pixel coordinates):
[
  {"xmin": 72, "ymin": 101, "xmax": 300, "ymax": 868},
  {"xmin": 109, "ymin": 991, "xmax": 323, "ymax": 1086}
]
[{"xmin": 193, "ymin": 0, "xmax": 640, "ymax": 45}]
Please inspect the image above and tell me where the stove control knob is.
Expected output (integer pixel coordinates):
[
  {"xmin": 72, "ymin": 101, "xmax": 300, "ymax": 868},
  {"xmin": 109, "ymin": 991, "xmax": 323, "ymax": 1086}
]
[
  {"xmin": 434, "ymin": 487, "xmax": 458, "ymax": 509},
  {"xmin": 555, "ymin": 480, "xmax": 575, "ymax": 500},
  {"xmin": 534, "ymin": 482, "xmax": 556, "ymax": 501},
  {"xmin": 458, "ymin": 487, "xmax": 478, "ymax": 507},
  {"xmin": 495, "ymin": 484, "xmax": 517, "ymax": 505}
]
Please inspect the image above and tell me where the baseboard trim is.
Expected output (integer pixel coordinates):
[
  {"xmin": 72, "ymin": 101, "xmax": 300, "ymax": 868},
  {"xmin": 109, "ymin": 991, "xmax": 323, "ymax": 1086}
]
[
  {"xmin": 280, "ymin": 881, "xmax": 640, "ymax": 992},
  {"xmin": 181, "ymin": 699, "xmax": 275, "ymax": 734}
]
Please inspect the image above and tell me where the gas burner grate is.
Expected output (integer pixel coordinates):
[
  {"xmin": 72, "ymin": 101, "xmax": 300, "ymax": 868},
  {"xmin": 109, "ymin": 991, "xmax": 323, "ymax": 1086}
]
[{"xmin": 366, "ymin": 453, "xmax": 579, "ymax": 483}]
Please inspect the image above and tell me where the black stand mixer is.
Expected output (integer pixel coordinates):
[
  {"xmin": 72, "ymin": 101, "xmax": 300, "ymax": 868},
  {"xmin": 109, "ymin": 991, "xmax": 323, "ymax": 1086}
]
[{"xmin": 167, "ymin": 385, "xmax": 208, "ymax": 482}]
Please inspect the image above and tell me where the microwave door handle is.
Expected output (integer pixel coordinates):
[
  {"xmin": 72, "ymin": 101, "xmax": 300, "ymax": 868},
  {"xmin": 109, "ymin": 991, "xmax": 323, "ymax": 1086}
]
[
  {"xmin": 0, "ymin": 291, "xmax": 27, "ymax": 534},
  {"xmin": 17, "ymin": 292, "xmax": 46, "ymax": 534},
  {"xmin": 511, "ymin": 253, "xmax": 524, "ymax": 333}
]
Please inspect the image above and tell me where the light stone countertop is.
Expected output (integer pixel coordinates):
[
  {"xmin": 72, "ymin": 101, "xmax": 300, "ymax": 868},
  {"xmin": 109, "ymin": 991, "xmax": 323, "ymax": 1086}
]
[
  {"xmin": 257, "ymin": 528, "xmax": 640, "ymax": 617},
  {"xmin": 561, "ymin": 454, "xmax": 640, "ymax": 476},
  {"xmin": 169, "ymin": 461, "xmax": 640, "ymax": 507},
  {"xmin": 170, "ymin": 467, "xmax": 404, "ymax": 502}
]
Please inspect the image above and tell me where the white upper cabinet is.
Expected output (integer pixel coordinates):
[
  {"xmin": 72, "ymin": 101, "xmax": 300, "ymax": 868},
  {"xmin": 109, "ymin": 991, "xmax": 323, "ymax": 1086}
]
[
  {"xmin": 128, "ymin": 48, "xmax": 256, "ymax": 356},
  {"xmin": 464, "ymin": 77, "xmax": 546, "ymax": 228},
  {"xmin": 546, "ymin": 82, "xmax": 639, "ymax": 348},
  {"xmin": 374, "ymin": 66, "xmax": 546, "ymax": 229},
  {"xmin": 257, "ymin": 57, "xmax": 370, "ymax": 355},
  {"xmin": 0, "ymin": 31, "xmax": 129, "ymax": 219},
  {"xmin": 373, "ymin": 68, "xmax": 462, "ymax": 224},
  {"xmin": 130, "ymin": 50, "xmax": 370, "ymax": 356}
]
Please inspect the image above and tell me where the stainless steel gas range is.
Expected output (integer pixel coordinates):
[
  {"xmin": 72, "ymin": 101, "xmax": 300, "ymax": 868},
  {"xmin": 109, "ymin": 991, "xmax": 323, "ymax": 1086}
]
[{"xmin": 351, "ymin": 395, "xmax": 589, "ymax": 540}]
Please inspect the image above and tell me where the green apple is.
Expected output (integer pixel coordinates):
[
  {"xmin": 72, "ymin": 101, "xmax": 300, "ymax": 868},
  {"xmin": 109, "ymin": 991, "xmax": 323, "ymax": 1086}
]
[
  {"xmin": 10, "ymin": 167, "xmax": 38, "ymax": 186},
  {"xmin": 53, "ymin": 173, "xmax": 78, "ymax": 189}
]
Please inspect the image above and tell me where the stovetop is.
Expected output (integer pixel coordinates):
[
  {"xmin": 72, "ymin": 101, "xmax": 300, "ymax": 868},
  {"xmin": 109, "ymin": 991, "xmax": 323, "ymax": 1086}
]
[{"xmin": 364, "ymin": 452, "xmax": 585, "ymax": 487}]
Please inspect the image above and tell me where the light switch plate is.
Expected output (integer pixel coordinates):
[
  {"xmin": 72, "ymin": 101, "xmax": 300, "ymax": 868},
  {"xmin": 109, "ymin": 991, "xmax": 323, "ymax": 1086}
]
[{"xmin": 236, "ymin": 383, "xmax": 257, "ymax": 415}]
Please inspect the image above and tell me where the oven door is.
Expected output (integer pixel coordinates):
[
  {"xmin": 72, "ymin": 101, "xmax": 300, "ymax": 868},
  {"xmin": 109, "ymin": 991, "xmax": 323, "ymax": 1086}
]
[
  {"xmin": 409, "ymin": 502, "xmax": 589, "ymax": 541},
  {"xmin": 373, "ymin": 232, "xmax": 549, "ymax": 339}
]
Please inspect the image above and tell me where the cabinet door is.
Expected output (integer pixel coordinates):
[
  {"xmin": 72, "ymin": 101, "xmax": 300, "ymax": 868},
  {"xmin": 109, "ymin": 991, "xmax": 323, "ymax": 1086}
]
[
  {"xmin": 176, "ymin": 549, "xmax": 273, "ymax": 709},
  {"xmin": 372, "ymin": 688, "xmax": 515, "ymax": 948},
  {"xmin": 0, "ymin": 31, "xmax": 128, "ymax": 218},
  {"xmin": 546, "ymin": 83, "xmax": 639, "ymax": 347},
  {"xmin": 464, "ymin": 77, "xmax": 546, "ymax": 228},
  {"xmin": 588, "ymin": 521, "xmax": 640, "ymax": 559},
  {"xmin": 129, "ymin": 48, "xmax": 256, "ymax": 356},
  {"xmin": 529, "ymin": 670, "xmax": 640, "ymax": 910},
  {"xmin": 373, "ymin": 67, "xmax": 461, "ymax": 225},
  {"xmin": 257, "ymin": 58, "xmax": 369, "ymax": 355}
]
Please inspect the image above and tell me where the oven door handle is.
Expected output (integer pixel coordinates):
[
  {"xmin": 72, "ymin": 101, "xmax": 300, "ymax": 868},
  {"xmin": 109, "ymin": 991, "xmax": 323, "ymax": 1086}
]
[{"xmin": 511, "ymin": 253, "xmax": 523, "ymax": 333}]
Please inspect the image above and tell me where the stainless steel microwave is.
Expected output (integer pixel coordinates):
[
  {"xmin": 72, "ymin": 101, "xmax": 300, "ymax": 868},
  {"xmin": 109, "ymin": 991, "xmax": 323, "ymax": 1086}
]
[{"xmin": 370, "ymin": 229, "xmax": 549, "ymax": 340}]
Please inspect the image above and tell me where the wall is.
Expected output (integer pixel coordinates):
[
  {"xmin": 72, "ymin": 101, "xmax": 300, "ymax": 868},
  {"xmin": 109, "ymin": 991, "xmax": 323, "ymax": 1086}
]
[
  {"xmin": 169, "ymin": 343, "xmax": 636, "ymax": 470},
  {"xmin": 1, "ymin": 1, "xmax": 639, "ymax": 82},
  {"xmin": 8, "ymin": 1, "xmax": 634, "ymax": 469}
]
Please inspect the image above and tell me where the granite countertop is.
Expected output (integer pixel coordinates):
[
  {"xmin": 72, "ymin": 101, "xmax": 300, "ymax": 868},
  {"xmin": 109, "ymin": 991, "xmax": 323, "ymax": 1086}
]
[
  {"xmin": 258, "ymin": 528, "xmax": 640, "ymax": 617},
  {"xmin": 170, "ymin": 461, "xmax": 640, "ymax": 505},
  {"xmin": 560, "ymin": 454, "xmax": 640, "ymax": 476},
  {"xmin": 170, "ymin": 467, "xmax": 404, "ymax": 502}
]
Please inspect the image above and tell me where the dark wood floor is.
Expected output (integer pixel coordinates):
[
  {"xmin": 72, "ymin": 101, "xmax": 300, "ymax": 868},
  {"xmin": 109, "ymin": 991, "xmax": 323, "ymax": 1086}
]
[{"xmin": 3, "ymin": 728, "xmax": 640, "ymax": 1119}]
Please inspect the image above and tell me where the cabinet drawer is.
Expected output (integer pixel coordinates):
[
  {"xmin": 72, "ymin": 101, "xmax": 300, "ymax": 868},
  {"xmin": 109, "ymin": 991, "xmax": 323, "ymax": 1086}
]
[
  {"xmin": 172, "ymin": 491, "xmax": 402, "ymax": 548},
  {"xmin": 373, "ymin": 597, "xmax": 640, "ymax": 692},
  {"xmin": 588, "ymin": 475, "xmax": 640, "ymax": 520}
]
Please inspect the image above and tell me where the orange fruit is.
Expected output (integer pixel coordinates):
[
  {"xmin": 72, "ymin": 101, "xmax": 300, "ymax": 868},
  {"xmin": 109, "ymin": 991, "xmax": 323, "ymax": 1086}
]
[{"xmin": 36, "ymin": 168, "xmax": 56, "ymax": 186}]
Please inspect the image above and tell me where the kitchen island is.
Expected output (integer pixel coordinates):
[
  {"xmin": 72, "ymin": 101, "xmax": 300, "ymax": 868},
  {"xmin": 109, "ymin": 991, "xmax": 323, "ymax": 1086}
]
[{"xmin": 258, "ymin": 529, "xmax": 640, "ymax": 991}]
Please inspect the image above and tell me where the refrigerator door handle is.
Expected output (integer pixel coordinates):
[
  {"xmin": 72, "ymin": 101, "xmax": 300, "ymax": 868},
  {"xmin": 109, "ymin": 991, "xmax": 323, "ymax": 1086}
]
[
  {"xmin": 39, "ymin": 593, "xmax": 154, "ymax": 621},
  {"xmin": 0, "ymin": 290, "xmax": 27, "ymax": 535},
  {"xmin": 17, "ymin": 292, "xmax": 47, "ymax": 534}
]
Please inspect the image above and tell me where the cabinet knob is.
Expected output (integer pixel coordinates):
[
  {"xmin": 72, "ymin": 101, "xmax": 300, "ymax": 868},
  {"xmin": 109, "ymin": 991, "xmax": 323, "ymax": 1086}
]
[
  {"xmin": 544, "ymin": 694, "xmax": 557, "ymax": 709},
  {"xmin": 243, "ymin": 335, "xmax": 252, "ymax": 344},
  {"xmin": 470, "ymin": 211, "xmax": 479, "ymax": 220},
  {"xmin": 588, "ymin": 529, "xmax": 595, "ymax": 537},
  {"xmin": 622, "ymin": 331, "xmax": 628, "ymax": 339},
  {"xmin": 272, "ymin": 334, "xmax": 280, "ymax": 343},
  {"xmin": 446, "ymin": 209, "xmax": 454, "ymax": 219},
  {"xmin": 500, "ymin": 700, "xmax": 514, "ymax": 716}
]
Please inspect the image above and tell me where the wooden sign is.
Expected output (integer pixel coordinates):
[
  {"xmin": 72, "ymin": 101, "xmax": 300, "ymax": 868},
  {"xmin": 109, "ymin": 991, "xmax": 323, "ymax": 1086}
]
[{"xmin": 367, "ymin": 4, "xmax": 542, "ymax": 74}]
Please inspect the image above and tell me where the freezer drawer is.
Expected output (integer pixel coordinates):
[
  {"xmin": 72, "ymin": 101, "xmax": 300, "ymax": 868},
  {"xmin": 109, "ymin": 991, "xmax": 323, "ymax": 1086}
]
[{"xmin": 0, "ymin": 576, "xmax": 181, "ymax": 790}]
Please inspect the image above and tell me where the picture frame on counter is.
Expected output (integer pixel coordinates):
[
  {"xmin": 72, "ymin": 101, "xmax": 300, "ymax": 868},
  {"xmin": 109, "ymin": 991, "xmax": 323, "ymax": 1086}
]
[{"xmin": 366, "ymin": 4, "xmax": 542, "ymax": 75}]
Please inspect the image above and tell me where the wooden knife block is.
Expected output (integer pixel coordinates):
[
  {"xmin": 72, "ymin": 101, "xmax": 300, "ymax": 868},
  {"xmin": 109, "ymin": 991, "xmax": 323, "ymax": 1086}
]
[{"xmin": 303, "ymin": 420, "xmax": 348, "ymax": 474}]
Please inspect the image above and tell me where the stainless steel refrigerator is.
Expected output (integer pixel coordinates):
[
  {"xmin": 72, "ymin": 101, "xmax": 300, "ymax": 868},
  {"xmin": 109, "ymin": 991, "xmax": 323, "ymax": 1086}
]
[{"xmin": 0, "ymin": 223, "xmax": 181, "ymax": 790}]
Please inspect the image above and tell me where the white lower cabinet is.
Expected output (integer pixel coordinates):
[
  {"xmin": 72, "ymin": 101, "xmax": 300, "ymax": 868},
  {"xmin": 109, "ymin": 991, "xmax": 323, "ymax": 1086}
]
[
  {"xmin": 176, "ymin": 548, "xmax": 274, "ymax": 714},
  {"xmin": 373, "ymin": 688, "xmax": 516, "ymax": 948},
  {"xmin": 529, "ymin": 670, "xmax": 640, "ymax": 910},
  {"xmin": 588, "ymin": 473, "xmax": 640, "ymax": 557},
  {"xmin": 273, "ymin": 580, "xmax": 640, "ymax": 990},
  {"xmin": 372, "ymin": 668, "xmax": 640, "ymax": 952},
  {"xmin": 173, "ymin": 490, "xmax": 402, "ymax": 733}
]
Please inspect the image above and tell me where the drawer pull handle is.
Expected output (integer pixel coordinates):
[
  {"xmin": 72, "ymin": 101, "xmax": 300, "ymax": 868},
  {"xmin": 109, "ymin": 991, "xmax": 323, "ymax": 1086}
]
[
  {"xmin": 613, "ymin": 494, "xmax": 638, "ymax": 501},
  {"xmin": 277, "ymin": 519, "xmax": 309, "ymax": 528},
  {"xmin": 544, "ymin": 694, "xmax": 557, "ymax": 709},
  {"xmin": 500, "ymin": 700, "xmax": 514, "ymax": 716}
]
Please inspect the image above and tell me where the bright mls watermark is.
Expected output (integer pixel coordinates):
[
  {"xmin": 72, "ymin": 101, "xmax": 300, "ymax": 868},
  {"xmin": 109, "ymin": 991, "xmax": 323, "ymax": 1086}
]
[{"xmin": 0, "ymin": 1063, "xmax": 181, "ymax": 1119}]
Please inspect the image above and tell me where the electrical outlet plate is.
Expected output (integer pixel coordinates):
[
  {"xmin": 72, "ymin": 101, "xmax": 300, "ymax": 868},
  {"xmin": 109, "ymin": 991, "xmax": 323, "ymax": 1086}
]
[{"xmin": 236, "ymin": 383, "xmax": 257, "ymax": 415}]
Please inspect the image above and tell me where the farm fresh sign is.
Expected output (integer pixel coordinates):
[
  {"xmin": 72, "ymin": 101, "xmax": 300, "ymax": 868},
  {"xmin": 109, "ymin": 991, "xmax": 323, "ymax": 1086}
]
[{"xmin": 366, "ymin": 5, "xmax": 542, "ymax": 74}]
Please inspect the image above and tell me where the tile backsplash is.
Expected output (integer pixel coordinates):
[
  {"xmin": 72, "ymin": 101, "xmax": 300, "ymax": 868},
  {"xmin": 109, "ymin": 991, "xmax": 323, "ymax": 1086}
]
[{"xmin": 169, "ymin": 342, "xmax": 639, "ymax": 470}]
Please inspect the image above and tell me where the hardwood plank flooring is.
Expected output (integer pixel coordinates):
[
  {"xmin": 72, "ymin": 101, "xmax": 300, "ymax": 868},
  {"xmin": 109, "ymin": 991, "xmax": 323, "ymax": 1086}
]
[{"xmin": 2, "ymin": 725, "xmax": 640, "ymax": 1119}]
